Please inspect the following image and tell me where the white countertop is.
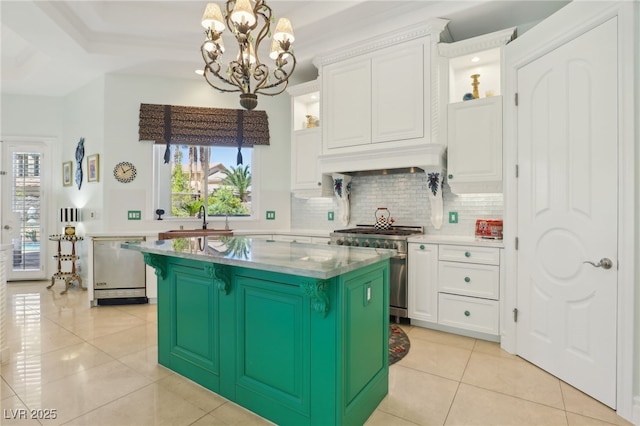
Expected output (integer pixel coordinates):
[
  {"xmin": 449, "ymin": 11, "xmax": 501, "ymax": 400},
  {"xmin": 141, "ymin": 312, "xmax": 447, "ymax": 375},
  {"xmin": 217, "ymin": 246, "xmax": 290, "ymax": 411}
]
[
  {"xmin": 122, "ymin": 236, "xmax": 395, "ymax": 279},
  {"xmin": 408, "ymin": 235, "xmax": 505, "ymax": 248}
]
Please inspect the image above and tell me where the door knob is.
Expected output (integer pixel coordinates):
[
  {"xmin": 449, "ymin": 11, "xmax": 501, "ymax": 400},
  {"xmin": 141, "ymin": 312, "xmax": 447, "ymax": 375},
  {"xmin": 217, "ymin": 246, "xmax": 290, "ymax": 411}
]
[
  {"xmin": 3, "ymin": 225, "xmax": 10, "ymax": 230},
  {"xmin": 583, "ymin": 258, "xmax": 613, "ymax": 270}
]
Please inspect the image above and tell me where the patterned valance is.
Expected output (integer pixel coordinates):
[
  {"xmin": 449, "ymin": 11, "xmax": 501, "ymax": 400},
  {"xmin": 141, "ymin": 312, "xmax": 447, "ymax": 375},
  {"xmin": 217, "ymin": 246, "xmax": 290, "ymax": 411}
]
[{"xmin": 138, "ymin": 103, "xmax": 270, "ymax": 164}]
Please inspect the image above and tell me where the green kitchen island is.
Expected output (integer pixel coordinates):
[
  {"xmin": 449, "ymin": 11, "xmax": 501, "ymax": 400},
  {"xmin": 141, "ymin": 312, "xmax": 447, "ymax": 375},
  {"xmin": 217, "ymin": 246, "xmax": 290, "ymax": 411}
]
[{"xmin": 122, "ymin": 236, "xmax": 394, "ymax": 426}]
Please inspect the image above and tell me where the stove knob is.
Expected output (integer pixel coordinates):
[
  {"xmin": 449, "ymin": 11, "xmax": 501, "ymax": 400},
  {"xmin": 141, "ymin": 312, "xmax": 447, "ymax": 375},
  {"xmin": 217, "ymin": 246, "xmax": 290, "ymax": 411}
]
[
  {"xmin": 336, "ymin": 239, "xmax": 344, "ymax": 245},
  {"xmin": 344, "ymin": 240, "xmax": 351, "ymax": 246},
  {"xmin": 391, "ymin": 242, "xmax": 399, "ymax": 250},
  {"xmin": 362, "ymin": 240, "xmax": 370, "ymax": 247},
  {"xmin": 383, "ymin": 241, "xmax": 390, "ymax": 249},
  {"xmin": 352, "ymin": 240, "xmax": 360, "ymax": 247},
  {"xmin": 373, "ymin": 241, "xmax": 381, "ymax": 248}
]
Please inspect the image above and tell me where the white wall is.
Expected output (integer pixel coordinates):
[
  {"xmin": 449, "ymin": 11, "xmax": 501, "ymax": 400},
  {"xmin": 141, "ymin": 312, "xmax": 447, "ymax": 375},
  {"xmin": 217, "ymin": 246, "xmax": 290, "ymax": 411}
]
[{"xmin": 72, "ymin": 73, "xmax": 292, "ymax": 234}]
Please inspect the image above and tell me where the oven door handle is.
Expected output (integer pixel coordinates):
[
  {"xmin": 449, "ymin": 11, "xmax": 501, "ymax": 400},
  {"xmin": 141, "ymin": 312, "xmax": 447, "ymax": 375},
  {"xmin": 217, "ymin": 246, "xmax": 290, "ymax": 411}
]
[{"xmin": 391, "ymin": 253, "xmax": 407, "ymax": 260}]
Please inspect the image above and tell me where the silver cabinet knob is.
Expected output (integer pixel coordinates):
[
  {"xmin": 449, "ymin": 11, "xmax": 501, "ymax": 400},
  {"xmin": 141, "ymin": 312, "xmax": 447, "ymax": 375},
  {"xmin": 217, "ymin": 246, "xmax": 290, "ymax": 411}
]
[{"xmin": 583, "ymin": 258, "xmax": 613, "ymax": 270}]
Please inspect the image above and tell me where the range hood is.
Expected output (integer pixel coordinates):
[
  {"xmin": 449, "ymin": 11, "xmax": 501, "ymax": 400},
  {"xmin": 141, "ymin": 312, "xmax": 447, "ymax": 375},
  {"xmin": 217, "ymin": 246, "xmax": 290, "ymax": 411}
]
[
  {"xmin": 318, "ymin": 144, "xmax": 446, "ymax": 176},
  {"xmin": 320, "ymin": 144, "xmax": 447, "ymax": 229}
]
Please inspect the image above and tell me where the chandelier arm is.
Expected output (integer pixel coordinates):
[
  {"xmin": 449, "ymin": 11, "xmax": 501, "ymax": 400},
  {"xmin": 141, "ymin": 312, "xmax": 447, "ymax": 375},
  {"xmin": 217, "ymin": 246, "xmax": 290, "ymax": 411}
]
[
  {"xmin": 252, "ymin": 3, "xmax": 272, "ymax": 57},
  {"xmin": 255, "ymin": 54, "xmax": 297, "ymax": 95},
  {"xmin": 203, "ymin": 68, "xmax": 242, "ymax": 94}
]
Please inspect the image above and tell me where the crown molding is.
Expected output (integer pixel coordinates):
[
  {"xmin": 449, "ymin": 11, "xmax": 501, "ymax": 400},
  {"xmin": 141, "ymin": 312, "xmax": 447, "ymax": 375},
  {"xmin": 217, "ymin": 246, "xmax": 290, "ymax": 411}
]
[
  {"xmin": 313, "ymin": 19, "xmax": 450, "ymax": 68},
  {"xmin": 438, "ymin": 27, "xmax": 516, "ymax": 58}
]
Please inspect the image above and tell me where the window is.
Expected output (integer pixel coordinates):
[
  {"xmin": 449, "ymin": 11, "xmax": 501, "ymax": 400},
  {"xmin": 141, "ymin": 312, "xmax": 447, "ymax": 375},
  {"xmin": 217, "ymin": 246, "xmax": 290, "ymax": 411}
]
[{"xmin": 154, "ymin": 144, "xmax": 253, "ymax": 219}]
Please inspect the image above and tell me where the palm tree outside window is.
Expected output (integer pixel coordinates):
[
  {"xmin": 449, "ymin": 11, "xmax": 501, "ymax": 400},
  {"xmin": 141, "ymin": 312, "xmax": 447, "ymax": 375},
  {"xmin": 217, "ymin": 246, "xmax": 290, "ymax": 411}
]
[{"xmin": 155, "ymin": 145, "xmax": 252, "ymax": 219}]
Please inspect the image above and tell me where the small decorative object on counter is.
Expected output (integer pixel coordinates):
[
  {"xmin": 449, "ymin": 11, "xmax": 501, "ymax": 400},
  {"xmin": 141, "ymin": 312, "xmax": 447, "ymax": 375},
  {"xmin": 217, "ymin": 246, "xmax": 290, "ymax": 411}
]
[
  {"xmin": 475, "ymin": 219, "xmax": 503, "ymax": 239},
  {"xmin": 374, "ymin": 208, "xmax": 394, "ymax": 230},
  {"xmin": 462, "ymin": 93, "xmax": 474, "ymax": 101},
  {"xmin": 471, "ymin": 74, "xmax": 480, "ymax": 99},
  {"xmin": 305, "ymin": 115, "xmax": 319, "ymax": 128}
]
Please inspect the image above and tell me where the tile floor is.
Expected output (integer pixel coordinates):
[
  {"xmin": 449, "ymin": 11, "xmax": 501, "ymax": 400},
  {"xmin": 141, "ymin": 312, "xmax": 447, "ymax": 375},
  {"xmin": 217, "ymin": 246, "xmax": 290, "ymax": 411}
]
[{"xmin": 0, "ymin": 281, "xmax": 634, "ymax": 426}]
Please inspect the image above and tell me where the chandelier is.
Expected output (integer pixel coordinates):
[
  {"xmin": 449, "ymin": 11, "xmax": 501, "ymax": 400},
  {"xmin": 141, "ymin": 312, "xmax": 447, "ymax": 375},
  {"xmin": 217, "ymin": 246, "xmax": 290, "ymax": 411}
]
[{"xmin": 200, "ymin": 0, "xmax": 296, "ymax": 110}]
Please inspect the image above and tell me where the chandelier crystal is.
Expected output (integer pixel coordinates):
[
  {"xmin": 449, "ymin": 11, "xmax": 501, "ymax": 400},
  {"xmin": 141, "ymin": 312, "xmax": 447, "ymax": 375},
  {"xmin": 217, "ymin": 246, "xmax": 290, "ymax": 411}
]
[{"xmin": 200, "ymin": 1, "xmax": 296, "ymax": 110}]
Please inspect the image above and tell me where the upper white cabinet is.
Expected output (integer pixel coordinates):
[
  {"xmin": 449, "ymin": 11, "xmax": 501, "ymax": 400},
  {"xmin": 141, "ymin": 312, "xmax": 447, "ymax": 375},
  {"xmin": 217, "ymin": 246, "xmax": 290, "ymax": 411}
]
[
  {"xmin": 439, "ymin": 28, "xmax": 515, "ymax": 194},
  {"xmin": 323, "ymin": 40, "xmax": 427, "ymax": 151},
  {"xmin": 315, "ymin": 21, "xmax": 450, "ymax": 166},
  {"xmin": 447, "ymin": 96, "xmax": 503, "ymax": 193},
  {"xmin": 288, "ymin": 80, "xmax": 328, "ymax": 196}
]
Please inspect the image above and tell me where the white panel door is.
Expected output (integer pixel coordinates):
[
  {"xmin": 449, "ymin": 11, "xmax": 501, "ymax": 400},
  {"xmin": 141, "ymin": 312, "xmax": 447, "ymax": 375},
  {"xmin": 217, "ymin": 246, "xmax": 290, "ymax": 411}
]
[
  {"xmin": 407, "ymin": 243, "xmax": 438, "ymax": 323},
  {"xmin": 516, "ymin": 18, "xmax": 618, "ymax": 408}
]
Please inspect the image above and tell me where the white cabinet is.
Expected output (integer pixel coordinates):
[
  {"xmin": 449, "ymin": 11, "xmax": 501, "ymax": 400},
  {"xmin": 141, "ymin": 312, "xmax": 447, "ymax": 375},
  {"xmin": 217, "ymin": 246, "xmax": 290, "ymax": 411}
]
[
  {"xmin": 291, "ymin": 128, "xmax": 322, "ymax": 190},
  {"xmin": 408, "ymin": 241, "xmax": 503, "ymax": 341},
  {"xmin": 437, "ymin": 244, "xmax": 501, "ymax": 337},
  {"xmin": 408, "ymin": 242, "xmax": 438, "ymax": 323},
  {"xmin": 439, "ymin": 27, "xmax": 515, "ymax": 194},
  {"xmin": 288, "ymin": 80, "xmax": 325, "ymax": 195},
  {"xmin": 447, "ymin": 96, "xmax": 503, "ymax": 193},
  {"xmin": 322, "ymin": 37, "xmax": 430, "ymax": 153}
]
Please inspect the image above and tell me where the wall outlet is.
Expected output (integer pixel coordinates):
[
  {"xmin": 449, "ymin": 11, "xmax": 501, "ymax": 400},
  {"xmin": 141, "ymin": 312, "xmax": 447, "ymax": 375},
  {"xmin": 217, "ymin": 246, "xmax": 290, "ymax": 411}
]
[
  {"xmin": 266, "ymin": 210, "xmax": 276, "ymax": 220},
  {"xmin": 128, "ymin": 210, "xmax": 142, "ymax": 220},
  {"xmin": 89, "ymin": 210, "xmax": 96, "ymax": 219},
  {"xmin": 448, "ymin": 211, "xmax": 458, "ymax": 224},
  {"xmin": 328, "ymin": 211, "xmax": 334, "ymax": 221}
]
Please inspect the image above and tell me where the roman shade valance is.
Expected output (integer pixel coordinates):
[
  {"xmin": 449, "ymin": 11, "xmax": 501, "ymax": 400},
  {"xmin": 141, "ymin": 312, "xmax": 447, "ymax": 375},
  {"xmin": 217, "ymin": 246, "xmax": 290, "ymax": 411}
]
[{"xmin": 138, "ymin": 103, "xmax": 270, "ymax": 164}]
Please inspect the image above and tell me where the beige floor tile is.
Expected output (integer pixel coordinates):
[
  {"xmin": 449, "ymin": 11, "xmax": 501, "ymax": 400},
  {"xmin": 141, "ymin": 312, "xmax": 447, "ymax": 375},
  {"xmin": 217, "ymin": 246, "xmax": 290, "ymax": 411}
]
[
  {"xmin": 6, "ymin": 317, "xmax": 84, "ymax": 360},
  {"xmin": 207, "ymin": 401, "xmax": 275, "ymax": 425},
  {"xmin": 13, "ymin": 359, "xmax": 152, "ymax": 425},
  {"xmin": 407, "ymin": 325, "xmax": 476, "ymax": 350},
  {"xmin": 1, "ymin": 377, "xmax": 16, "ymax": 399},
  {"xmin": 396, "ymin": 337, "xmax": 472, "ymax": 381},
  {"xmin": 1, "ymin": 342, "xmax": 114, "ymax": 394},
  {"xmin": 472, "ymin": 339, "xmax": 519, "ymax": 360},
  {"xmin": 0, "ymin": 394, "xmax": 42, "ymax": 425},
  {"xmin": 113, "ymin": 303, "xmax": 158, "ymax": 322},
  {"xmin": 377, "ymin": 364, "xmax": 458, "ymax": 425},
  {"xmin": 186, "ymin": 413, "xmax": 230, "ymax": 426},
  {"xmin": 365, "ymin": 409, "xmax": 421, "ymax": 425},
  {"xmin": 117, "ymin": 345, "xmax": 172, "ymax": 381},
  {"xmin": 87, "ymin": 322, "xmax": 157, "ymax": 359},
  {"xmin": 560, "ymin": 382, "xmax": 634, "ymax": 426},
  {"xmin": 566, "ymin": 412, "xmax": 620, "ymax": 426},
  {"xmin": 445, "ymin": 383, "xmax": 568, "ymax": 426},
  {"xmin": 63, "ymin": 382, "xmax": 209, "ymax": 426},
  {"xmin": 462, "ymin": 351, "xmax": 565, "ymax": 409},
  {"xmin": 155, "ymin": 373, "xmax": 228, "ymax": 413}
]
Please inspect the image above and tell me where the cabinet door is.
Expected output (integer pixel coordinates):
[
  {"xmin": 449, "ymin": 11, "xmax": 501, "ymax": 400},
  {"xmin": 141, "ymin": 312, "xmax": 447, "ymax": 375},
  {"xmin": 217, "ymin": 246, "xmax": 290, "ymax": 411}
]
[
  {"xmin": 372, "ymin": 40, "xmax": 427, "ymax": 144},
  {"xmin": 408, "ymin": 243, "xmax": 438, "ymax": 322},
  {"xmin": 447, "ymin": 96, "xmax": 503, "ymax": 193},
  {"xmin": 322, "ymin": 59, "xmax": 371, "ymax": 149},
  {"xmin": 291, "ymin": 128, "xmax": 321, "ymax": 190}
]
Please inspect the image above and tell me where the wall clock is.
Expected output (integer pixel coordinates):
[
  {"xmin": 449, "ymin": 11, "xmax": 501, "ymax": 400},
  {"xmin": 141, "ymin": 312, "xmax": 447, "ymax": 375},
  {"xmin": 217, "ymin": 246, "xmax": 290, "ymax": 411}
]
[{"xmin": 113, "ymin": 161, "xmax": 137, "ymax": 183}]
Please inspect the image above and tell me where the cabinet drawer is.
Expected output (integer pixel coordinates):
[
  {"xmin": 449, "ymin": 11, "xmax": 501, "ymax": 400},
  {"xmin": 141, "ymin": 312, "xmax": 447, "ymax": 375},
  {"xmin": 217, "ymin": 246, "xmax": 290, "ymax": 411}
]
[
  {"xmin": 438, "ymin": 293, "xmax": 499, "ymax": 335},
  {"xmin": 438, "ymin": 261, "xmax": 499, "ymax": 299},
  {"xmin": 439, "ymin": 245, "xmax": 500, "ymax": 265}
]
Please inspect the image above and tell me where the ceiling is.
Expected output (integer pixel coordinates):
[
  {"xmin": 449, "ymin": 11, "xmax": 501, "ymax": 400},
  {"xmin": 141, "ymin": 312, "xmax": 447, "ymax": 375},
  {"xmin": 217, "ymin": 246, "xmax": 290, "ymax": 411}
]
[{"xmin": 1, "ymin": 1, "xmax": 570, "ymax": 97}]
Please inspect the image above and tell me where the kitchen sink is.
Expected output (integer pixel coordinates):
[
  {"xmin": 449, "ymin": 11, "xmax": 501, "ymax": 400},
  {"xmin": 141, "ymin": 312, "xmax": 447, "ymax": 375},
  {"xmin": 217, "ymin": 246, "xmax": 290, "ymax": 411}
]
[{"xmin": 158, "ymin": 229, "xmax": 234, "ymax": 240}]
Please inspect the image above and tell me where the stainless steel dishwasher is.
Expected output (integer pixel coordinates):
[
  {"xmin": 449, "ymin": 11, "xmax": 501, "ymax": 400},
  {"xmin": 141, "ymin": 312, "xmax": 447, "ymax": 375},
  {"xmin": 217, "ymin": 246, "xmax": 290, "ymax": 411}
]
[{"xmin": 93, "ymin": 236, "xmax": 147, "ymax": 305}]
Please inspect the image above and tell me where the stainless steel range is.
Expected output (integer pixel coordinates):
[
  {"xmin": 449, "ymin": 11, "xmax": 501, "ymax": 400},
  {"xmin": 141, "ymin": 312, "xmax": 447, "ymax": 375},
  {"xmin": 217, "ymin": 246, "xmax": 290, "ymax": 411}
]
[{"xmin": 330, "ymin": 225, "xmax": 424, "ymax": 321}]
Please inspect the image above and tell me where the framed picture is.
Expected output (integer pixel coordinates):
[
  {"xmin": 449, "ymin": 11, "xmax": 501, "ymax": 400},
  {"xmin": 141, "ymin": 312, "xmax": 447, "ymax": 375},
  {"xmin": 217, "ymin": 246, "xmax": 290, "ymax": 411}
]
[
  {"xmin": 87, "ymin": 154, "xmax": 100, "ymax": 182},
  {"xmin": 62, "ymin": 161, "xmax": 72, "ymax": 186}
]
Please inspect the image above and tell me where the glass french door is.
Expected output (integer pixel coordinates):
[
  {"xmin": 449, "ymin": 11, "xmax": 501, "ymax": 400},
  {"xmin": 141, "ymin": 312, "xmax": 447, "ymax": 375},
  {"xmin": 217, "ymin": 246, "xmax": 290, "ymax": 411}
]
[{"xmin": 1, "ymin": 141, "xmax": 50, "ymax": 281}]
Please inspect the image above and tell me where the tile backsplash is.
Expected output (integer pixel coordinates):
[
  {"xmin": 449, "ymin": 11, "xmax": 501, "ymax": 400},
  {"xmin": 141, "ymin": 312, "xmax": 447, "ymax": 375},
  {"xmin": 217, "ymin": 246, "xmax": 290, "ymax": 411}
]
[{"xmin": 291, "ymin": 172, "xmax": 503, "ymax": 236}]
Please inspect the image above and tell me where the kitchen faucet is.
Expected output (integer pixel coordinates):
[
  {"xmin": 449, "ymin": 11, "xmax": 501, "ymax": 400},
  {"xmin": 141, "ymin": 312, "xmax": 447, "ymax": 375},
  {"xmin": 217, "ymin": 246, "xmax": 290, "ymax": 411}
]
[{"xmin": 199, "ymin": 205, "xmax": 207, "ymax": 229}]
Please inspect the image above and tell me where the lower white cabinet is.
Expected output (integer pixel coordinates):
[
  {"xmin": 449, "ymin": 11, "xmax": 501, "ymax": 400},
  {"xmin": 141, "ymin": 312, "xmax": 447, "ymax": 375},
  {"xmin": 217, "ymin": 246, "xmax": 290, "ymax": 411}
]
[
  {"xmin": 408, "ymin": 243, "xmax": 438, "ymax": 322},
  {"xmin": 408, "ymin": 241, "xmax": 503, "ymax": 340}
]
